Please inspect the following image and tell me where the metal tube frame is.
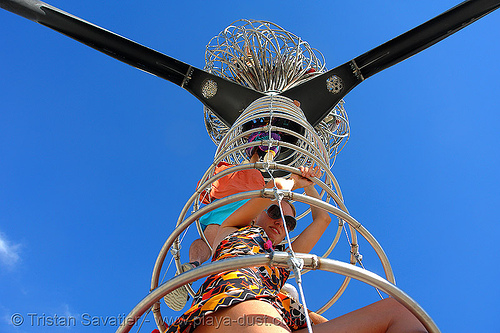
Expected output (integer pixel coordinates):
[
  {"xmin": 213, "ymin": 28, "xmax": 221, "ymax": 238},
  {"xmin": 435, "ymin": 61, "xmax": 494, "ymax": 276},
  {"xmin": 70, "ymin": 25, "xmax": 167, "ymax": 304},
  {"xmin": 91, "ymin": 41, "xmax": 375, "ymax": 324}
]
[
  {"xmin": 121, "ymin": 253, "xmax": 439, "ymax": 333},
  {"xmin": 157, "ymin": 163, "xmax": 349, "ymax": 289},
  {"xmin": 150, "ymin": 189, "xmax": 395, "ymax": 329}
]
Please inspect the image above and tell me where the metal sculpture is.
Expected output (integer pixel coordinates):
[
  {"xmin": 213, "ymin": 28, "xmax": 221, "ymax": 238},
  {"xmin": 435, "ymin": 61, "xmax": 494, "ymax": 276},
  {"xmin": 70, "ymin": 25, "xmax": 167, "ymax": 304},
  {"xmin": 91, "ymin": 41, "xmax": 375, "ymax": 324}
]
[{"xmin": 1, "ymin": 1, "xmax": 499, "ymax": 332}]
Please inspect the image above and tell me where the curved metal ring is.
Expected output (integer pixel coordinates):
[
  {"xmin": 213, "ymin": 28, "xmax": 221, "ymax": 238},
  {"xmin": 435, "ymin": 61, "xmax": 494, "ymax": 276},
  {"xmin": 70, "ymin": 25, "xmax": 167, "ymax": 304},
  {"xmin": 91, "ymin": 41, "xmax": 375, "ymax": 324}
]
[
  {"xmin": 150, "ymin": 189, "xmax": 394, "ymax": 329},
  {"xmin": 120, "ymin": 253, "xmax": 439, "ymax": 333}
]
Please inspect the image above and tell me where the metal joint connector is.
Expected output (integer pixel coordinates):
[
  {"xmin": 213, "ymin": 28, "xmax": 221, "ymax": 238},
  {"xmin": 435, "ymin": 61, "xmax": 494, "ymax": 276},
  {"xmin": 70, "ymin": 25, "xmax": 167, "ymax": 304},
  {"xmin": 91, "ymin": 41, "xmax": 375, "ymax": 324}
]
[
  {"xmin": 273, "ymin": 187, "xmax": 285, "ymax": 202},
  {"xmin": 288, "ymin": 256, "xmax": 304, "ymax": 271},
  {"xmin": 181, "ymin": 66, "xmax": 194, "ymax": 87},
  {"xmin": 310, "ymin": 255, "xmax": 320, "ymax": 270},
  {"xmin": 350, "ymin": 60, "xmax": 365, "ymax": 81},
  {"xmin": 272, "ymin": 188, "xmax": 293, "ymax": 202},
  {"xmin": 170, "ymin": 247, "xmax": 180, "ymax": 258}
]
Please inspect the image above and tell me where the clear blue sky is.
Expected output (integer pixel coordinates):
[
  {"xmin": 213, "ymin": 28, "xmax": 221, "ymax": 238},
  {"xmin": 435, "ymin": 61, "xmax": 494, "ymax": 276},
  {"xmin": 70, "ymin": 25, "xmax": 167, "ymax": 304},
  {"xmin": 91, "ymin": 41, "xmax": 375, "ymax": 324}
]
[{"xmin": 1, "ymin": 1, "xmax": 499, "ymax": 332}]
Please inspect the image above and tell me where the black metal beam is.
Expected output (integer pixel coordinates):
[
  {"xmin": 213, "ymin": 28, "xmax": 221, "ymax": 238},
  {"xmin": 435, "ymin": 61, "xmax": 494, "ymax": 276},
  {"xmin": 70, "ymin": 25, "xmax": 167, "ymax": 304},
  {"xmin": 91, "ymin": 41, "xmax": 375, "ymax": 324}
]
[
  {"xmin": 0, "ymin": 0, "xmax": 265, "ymax": 126},
  {"xmin": 282, "ymin": 0, "xmax": 500, "ymax": 127}
]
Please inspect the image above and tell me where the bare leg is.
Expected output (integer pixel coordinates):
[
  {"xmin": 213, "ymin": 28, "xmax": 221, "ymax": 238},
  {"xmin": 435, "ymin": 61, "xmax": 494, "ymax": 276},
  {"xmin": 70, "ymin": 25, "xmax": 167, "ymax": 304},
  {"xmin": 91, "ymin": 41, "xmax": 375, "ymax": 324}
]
[
  {"xmin": 164, "ymin": 225, "xmax": 221, "ymax": 310},
  {"xmin": 307, "ymin": 311, "xmax": 328, "ymax": 325},
  {"xmin": 296, "ymin": 298, "xmax": 427, "ymax": 333},
  {"xmin": 194, "ymin": 300, "xmax": 290, "ymax": 333},
  {"xmin": 189, "ymin": 224, "xmax": 219, "ymax": 264}
]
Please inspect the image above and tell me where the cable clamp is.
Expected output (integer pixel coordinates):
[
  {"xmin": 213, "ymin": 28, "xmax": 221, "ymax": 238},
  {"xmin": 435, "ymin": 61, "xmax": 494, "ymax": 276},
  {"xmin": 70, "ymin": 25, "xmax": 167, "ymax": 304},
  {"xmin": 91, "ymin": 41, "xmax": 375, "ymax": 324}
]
[
  {"xmin": 288, "ymin": 256, "xmax": 304, "ymax": 283},
  {"xmin": 288, "ymin": 256, "xmax": 304, "ymax": 272},
  {"xmin": 311, "ymin": 255, "xmax": 320, "ymax": 270},
  {"xmin": 349, "ymin": 243, "xmax": 363, "ymax": 263},
  {"xmin": 273, "ymin": 187, "xmax": 284, "ymax": 202},
  {"xmin": 273, "ymin": 188, "xmax": 292, "ymax": 202},
  {"xmin": 170, "ymin": 247, "xmax": 180, "ymax": 258}
]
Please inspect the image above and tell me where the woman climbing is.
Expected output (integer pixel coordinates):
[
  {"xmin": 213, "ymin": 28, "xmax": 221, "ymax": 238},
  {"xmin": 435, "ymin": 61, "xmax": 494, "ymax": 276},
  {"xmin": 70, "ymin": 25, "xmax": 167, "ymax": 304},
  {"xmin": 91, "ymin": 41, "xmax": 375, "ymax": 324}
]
[{"xmin": 166, "ymin": 166, "xmax": 427, "ymax": 333}]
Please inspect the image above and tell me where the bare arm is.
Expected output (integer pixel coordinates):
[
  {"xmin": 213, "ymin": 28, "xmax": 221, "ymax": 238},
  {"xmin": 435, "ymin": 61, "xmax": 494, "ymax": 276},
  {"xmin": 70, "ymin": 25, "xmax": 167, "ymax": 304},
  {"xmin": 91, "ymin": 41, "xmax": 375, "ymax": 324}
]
[
  {"xmin": 290, "ymin": 167, "xmax": 332, "ymax": 253},
  {"xmin": 213, "ymin": 166, "xmax": 331, "ymax": 253},
  {"xmin": 212, "ymin": 177, "xmax": 294, "ymax": 251},
  {"xmin": 220, "ymin": 177, "xmax": 294, "ymax": 228}
]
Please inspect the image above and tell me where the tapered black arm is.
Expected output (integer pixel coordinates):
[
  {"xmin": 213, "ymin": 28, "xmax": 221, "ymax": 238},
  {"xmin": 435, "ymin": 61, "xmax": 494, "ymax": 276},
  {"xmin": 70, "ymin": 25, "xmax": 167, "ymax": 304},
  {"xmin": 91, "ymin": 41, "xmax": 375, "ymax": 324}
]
[
  {"xmin": 283, "ymin": 0, "xmax": 500, "ymax": 127},
  {"xmin": 354, "ymin": 0, "xmax": 500, "ymax": 79},
  {"xmin": 0, "ymin": 0, "xmax": 264, "ymax": 126}
]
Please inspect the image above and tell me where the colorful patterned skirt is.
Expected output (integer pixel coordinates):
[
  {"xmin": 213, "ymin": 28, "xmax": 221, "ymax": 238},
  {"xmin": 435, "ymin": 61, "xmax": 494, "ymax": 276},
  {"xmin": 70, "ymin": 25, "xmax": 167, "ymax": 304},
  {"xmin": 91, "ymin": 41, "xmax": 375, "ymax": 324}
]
[{"xmin": 165, "ymin": 226, "xmax": 306, "ymax": 333}]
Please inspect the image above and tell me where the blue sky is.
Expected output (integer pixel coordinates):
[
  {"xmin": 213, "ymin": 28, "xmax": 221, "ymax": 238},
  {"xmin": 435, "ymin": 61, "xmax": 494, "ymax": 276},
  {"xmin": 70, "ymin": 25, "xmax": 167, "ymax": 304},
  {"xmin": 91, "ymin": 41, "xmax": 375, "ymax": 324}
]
[{"xmin": 1, "ymin": 1, "xmax": 499, "ymax": 332}]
